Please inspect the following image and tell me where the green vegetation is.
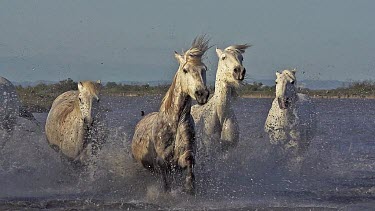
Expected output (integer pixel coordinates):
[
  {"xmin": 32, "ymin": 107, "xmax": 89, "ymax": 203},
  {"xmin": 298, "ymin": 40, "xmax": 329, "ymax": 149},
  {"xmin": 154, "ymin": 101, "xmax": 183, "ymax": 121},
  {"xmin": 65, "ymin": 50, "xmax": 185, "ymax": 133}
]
[
  {"xmin": 16, "ymin": 78, "xmax": 78, "ymax": 112},
  {"xmin": 238, "ymin": 82, "xmax": 275, "ymax": 98},
  {"xmin": 102, "ymin": 82, "xmax": 169, "ymax": 96},
  {"xmin": 15, "ymin": 80, "xmax": 375, "ymax": 113},
  {"xmin": 300, "ymin": 81, "xmax": 375, "ymax": 99}
]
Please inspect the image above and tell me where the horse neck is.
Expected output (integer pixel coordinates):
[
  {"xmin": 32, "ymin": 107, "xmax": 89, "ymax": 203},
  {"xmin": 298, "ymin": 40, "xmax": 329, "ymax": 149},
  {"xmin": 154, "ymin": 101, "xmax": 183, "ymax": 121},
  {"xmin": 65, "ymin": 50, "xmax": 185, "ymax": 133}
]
[
  {"xmin": 212, "ymin": 65, "xmax": 235, "ymax": 116},
  {"xmin": 160, "ymin": 75, "xmax": 192, "ymax": 124},
  {"xmin": 72, "ymin": 96, "xmax": 83, "ymax": 123}
]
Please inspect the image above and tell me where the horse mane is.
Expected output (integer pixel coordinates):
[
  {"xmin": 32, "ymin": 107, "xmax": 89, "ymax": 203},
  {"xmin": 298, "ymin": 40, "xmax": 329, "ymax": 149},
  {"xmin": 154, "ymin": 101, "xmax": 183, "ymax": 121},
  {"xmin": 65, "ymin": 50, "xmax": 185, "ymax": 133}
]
[
  {"xmin": 160, "ymin": 73, "xmax": 178, "ymax": 114},
  {"xmin": 184, "ymin": 35, "xmax": 211, "ymax": 63},
  {"xmin": 80, "ymin": 81, "xmax": 101, "ymax": 96},
  {"xmin": 225, "ymin": 44, "xmax": 252, "ymax": 54},
  {"xmin": 53, "ymin": 91, "xmax": 79, "ymax": 126}
]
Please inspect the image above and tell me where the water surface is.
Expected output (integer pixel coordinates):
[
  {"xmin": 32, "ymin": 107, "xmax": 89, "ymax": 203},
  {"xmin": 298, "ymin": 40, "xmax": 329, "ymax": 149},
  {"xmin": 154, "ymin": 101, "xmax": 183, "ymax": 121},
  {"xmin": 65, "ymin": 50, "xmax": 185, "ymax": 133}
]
[{"xmin": 1, "ymin": 96, "xmax": 375, "ymax": 210}]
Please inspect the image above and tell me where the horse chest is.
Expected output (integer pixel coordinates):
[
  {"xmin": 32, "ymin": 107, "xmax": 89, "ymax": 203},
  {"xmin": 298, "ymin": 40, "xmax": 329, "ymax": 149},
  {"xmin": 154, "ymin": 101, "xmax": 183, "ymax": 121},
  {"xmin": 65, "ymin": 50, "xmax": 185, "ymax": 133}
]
[{"xmin": 153, "ymin": 121, "xmax": 177, "ymax": 146}]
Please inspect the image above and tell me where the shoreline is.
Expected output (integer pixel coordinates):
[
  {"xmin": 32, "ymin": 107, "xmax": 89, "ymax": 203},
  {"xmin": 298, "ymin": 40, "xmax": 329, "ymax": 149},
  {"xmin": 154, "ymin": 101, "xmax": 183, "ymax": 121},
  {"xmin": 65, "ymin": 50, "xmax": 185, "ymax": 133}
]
[
  {"xmin": 107, "ymin": 93, "xmax": 375, "ymax": 100},
  {"xmin": 22, "ymin": 93, "xmax": 375, "ymax": 114}
]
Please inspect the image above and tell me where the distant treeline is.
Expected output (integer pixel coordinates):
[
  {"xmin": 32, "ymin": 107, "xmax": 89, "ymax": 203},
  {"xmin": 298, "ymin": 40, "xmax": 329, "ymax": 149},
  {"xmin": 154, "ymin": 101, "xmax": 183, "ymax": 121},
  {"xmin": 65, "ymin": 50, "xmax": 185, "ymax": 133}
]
[
  {"xmin": 15, "ymin": 79, "xmax": 375, "ymax": 112},
  {"xmin": 301, "ymin": 80, "xmax": 375, "ymax": 99}
]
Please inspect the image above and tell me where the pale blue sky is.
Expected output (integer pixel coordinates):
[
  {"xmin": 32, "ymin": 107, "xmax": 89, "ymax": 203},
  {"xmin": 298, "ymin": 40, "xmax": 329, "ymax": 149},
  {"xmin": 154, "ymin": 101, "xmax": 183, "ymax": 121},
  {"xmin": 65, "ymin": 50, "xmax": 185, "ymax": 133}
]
[{"xmin": 0, "ymin": 0, "xmax": 374, "ymax": 83}]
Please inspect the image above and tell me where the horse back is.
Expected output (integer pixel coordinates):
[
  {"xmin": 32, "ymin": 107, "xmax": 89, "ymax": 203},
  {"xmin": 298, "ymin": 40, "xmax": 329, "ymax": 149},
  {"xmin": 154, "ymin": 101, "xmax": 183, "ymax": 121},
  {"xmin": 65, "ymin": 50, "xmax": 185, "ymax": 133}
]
[
  {"xmin": 45, "ymin": 90, "xmax": 78, "ymax": 146},
  {"xmin": 131, "ymin": 112, "xmax": 158, "ymax": 164}
]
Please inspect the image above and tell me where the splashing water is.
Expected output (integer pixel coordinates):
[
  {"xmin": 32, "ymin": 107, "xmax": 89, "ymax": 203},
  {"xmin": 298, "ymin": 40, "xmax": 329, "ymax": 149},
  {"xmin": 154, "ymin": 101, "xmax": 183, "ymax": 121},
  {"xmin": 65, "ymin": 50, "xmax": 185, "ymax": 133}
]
[{"xmin": 1, "ymin": 96, "xmax": 375, "ymax": 210}]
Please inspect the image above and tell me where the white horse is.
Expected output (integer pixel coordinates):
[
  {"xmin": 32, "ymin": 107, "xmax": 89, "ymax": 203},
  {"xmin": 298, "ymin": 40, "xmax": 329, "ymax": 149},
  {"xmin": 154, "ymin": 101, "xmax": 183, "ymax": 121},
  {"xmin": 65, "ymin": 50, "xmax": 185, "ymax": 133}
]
[
  {"xmin": 0, "ymin": 76, "xmax": 39, "ymax": 149},
  {"xmin": 264, "ymin": 69, "xmax": 317, "ymax": 169},
  {"xmin": 191, "ymin": 44, "xmax": 250, "ymax": 156},
  {"xmin": 45, "ymin": 80, "xmax": 103, "ymax": 164}
]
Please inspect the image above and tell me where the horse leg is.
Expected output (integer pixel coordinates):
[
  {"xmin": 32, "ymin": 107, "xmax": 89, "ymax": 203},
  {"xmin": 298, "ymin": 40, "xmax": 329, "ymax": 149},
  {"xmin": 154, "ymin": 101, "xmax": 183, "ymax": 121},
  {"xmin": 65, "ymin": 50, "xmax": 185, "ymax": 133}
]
[
  {"xmin": 221, "ymin": 117, "xmax": 239, "ymax": 152},
  {"xmin": 179, "ymin": 151, "xmax": 195, "ymax": 195},
  {"xmin": 156, "ymin": 156, "xmax": 170, "ymax": 192}
]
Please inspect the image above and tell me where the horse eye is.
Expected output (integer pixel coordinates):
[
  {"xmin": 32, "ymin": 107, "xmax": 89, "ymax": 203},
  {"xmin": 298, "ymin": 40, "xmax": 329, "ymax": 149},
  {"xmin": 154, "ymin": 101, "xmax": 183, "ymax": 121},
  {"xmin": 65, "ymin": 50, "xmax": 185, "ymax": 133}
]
[
  {"xmin": 275, "ymin": 82, "xmax": 278, "ymax": 84},
  {"xmin": 79, "ymin": 98, "xmax": 83, "ymax": 103},
  {"xmin": 183, "ymin": 68, "xmax": 188, "ymax": 73}
]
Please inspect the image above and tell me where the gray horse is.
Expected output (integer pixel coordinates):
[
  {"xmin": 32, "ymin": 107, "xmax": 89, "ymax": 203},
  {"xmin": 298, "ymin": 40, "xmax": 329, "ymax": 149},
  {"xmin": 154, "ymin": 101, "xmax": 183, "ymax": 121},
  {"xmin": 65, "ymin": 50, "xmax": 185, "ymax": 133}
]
[{"xmin": 131, "ymin": 35, "xmax": 210, "ymax": 194}]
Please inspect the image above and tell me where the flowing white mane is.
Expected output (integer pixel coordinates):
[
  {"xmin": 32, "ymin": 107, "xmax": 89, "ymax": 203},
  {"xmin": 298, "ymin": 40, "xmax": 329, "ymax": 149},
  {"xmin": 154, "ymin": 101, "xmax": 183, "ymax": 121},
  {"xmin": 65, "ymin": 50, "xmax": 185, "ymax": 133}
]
[
  {"xmin": 178, "ymin": 35, "xmax": 211, "ymax": 64},
  {"xmin": 224, "ymin": 44, "xmax": 252, "ymax": 54},
  {"xmin": 187, "ymin": 35, "xmax": 211, "ymax": 57}
]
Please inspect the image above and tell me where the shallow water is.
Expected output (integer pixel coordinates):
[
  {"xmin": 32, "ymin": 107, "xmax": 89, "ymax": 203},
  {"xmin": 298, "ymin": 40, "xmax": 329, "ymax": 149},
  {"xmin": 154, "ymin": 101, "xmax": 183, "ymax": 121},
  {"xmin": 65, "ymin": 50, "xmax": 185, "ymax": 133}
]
[{"xmin": 1, "ymin": 96, "xmax": 375, "ymax": 210}]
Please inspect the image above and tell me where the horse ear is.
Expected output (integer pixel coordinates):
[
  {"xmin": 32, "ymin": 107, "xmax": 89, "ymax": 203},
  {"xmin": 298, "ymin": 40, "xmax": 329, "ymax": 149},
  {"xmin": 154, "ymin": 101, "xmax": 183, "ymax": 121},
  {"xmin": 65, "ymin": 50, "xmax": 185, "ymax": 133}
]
[
  {"xmin": 174, "ymin": 51, "xmax": 185, "ymax": 64},
  {"xmin": 276, "ymin": 72, "xmax": 281, "ymax": 77},
  {"xmin": 216, "ymin": 48, "xmax": 224, "ymax": 58},
  {"xmin": 78, "ymin": 82, "xmax": 84, "ymax": 91},
  {"xmin": 291, "ymin": 68, "xmax": 297, "ymax": 74},
  {"xmin": 96, "ymin": 80, "xmax": 101, "ymax": 84}
]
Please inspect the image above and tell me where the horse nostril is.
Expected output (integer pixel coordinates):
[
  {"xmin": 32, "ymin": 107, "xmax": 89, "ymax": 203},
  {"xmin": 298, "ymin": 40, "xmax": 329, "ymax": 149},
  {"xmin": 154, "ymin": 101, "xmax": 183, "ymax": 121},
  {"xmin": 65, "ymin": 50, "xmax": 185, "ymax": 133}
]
[
  {"xmin": 234, "ymin": 68, "xmax": 239, "ymax": 73},
  {"xmin": 195, "ymin": 90, "xmax": 203, "ymax": 97},
  {"xmin": 243, "ymin": 68, "xmax": 246, "ymax": 75}
]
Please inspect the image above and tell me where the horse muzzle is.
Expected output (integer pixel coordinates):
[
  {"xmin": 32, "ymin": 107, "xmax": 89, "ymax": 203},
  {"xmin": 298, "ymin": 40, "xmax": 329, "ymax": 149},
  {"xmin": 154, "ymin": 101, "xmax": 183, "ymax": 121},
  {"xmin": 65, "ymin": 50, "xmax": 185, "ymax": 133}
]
[
  {"xmin": 83, "ymin": 117, "xmax": 94, "ymax": 126},
  {"xmin": 195, "ymin": 89, "xmax": 209, "ymax": 105},
  {"xmin": 234, "ymin": 68, "xmax": 246, "ymax": 81}
]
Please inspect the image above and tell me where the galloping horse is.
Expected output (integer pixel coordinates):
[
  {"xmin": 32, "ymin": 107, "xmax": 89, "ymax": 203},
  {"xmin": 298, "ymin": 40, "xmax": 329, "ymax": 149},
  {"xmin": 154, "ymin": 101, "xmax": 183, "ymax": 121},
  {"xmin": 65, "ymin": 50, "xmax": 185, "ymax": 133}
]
[
  {"xmin": 1, "ymin": 76, "xmax": 39, "ymax": 149},
  {"xmin": 45, "ymin": 80, "xmax": 102, "ymax": 164},
  {"xmin": 131, "ymin": 36, "xmax": 210, "ymax": 194},
  {"xmin": 264, "ymin": 69, "xmax": 317, "ymax": 169},
  {"xmin": 191, "ymin": 44, "xmax": 250, "ymax": 155}
]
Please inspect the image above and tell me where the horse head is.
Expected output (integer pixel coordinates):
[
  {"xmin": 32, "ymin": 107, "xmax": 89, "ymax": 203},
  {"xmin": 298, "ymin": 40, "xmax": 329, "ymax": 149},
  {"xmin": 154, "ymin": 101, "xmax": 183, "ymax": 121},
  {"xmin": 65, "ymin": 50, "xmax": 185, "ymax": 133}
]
[
  {"xmin": 174, "ymin": 35, "xmax": 210, "ymax": 105},
  {"xmin": 77, "ymin": 80, "xmax": 101, "ymax": 125},
  {"xmin": 275, "ymin": 69, "xmax": 297, "ymax": 109},
  {"xmin": 216, "ymin": 44, "xmax": 251, "ymax": 87}
]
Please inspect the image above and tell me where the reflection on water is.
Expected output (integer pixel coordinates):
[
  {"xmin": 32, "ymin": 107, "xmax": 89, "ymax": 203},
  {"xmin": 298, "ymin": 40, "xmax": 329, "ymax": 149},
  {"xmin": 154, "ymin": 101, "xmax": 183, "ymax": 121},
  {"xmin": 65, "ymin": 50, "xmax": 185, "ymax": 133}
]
[{"xmin": 1, "ymin": 96, "xmax": 375, "ymax": 210}]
